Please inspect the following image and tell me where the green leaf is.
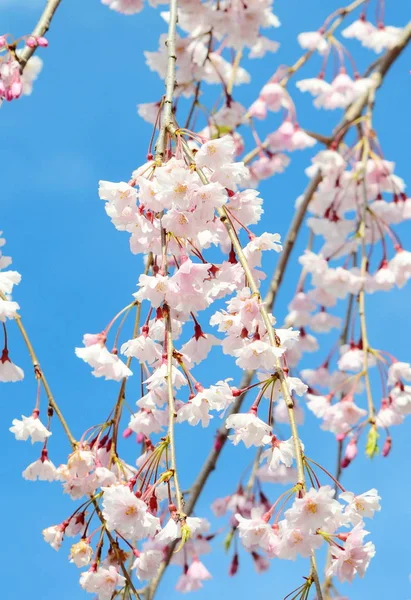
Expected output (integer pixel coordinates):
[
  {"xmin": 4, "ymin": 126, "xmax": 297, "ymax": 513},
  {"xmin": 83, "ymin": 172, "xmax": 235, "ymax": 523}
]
[
  {"xmin": 365, "ymin": 426, "xmax": 379, "ymax": 458},
  {"xmin": 212, "ymin": 125, "xmax": 232, "ymax": 139},
  {"xmin": 175, "ymin": 521, "xmax": 191, "ymax": 553},
  {"xmin": 223, "ymin": 529, "xmax": 235, "ymax": 553},
  {"xmin": 158, "ymin": 469, "xmax": 173, "ymax": 484}
]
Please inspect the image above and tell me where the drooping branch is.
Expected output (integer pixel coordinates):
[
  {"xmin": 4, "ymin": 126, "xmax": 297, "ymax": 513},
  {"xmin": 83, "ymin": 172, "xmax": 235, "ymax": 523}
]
[
  {"xmin": 144, "ymin": 25, "xmax": 411, "ymax": 598},
  {"xmin": 1, "ymin": 290, "xmax": 76, "ymax": 446}
]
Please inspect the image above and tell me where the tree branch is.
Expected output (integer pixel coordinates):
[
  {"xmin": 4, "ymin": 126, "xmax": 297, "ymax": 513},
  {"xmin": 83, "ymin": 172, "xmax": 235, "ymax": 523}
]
[{"xmin": 17, "ymin": 0, "xmax": 63, "ymax": 72}]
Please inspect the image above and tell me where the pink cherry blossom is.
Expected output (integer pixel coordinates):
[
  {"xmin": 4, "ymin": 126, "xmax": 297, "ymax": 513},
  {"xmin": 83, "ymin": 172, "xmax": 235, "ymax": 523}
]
[
  {"xmin": 326, "ymin": 523, "xmax": 375, "ymax": 582},
  {"xmin": 340, "ymin": 489, "xmax": 381, "ymax": 524},
  {"xmin": 277, "ymin": 521, "xmax": 323, "ymax": 559},
  {"xmin": 80, "ymin": 565, "xmax": 127, "ymax": 600},
  {"xmin": 285, "ymin": 486, "xmax": 342, "ymax": 532},
  {"xmin": 297, "ymin": 31, "xmax": 328, "ymax": 53},
  {"xmin": 260, "ymin": 436, "xmax": 297, "ymax": 471},
  {"xmin": 102, "ymin": 484, "xmax": 160, "ymax": 540},
  {"xmin": 101, "ymin": 0, "xmax": 144, "ymax": 15},
  {"xmin": 132, "ymin": 549, "xmax": 163, "ymax": 580},
  {"xmin": 267, "ymin": 120, "xmax": 316, "ymax": 152}
]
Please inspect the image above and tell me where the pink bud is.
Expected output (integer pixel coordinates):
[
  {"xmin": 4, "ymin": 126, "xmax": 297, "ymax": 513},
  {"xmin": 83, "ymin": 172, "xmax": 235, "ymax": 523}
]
[
  {"xmin": 0, "ymin": 36, "xmax": 7, "ymax": 48},
  {"xmin": 248, "ymin": 98, "xmax": 267, "ymax": 120},
  {"xmin": 37, "ymin": 37, "xmax": 49, "ymax": 47},
  {"xmin": 345, "ymin": 438, "xmax": 358, "ymax": 461},
  {"xmin": 260, "ymin": 82, "xmax": 282, "ymax": 103},
  {"xmin": 382, "ymin": 436, "xmax": 392, "ymax": 457},
  {"xmin": 214, "ymin": 434, "xmax": 224, "ymax": 451},
  {"xmin": 194, "ymin": 321, "xmax": 204, "ymax": 340},
  {"xmin": 229, "ymin": 553, "xmax": 239, "ymax": 576},
  {"xmin": 26, "ymin": 36, "xmax": 38, "ymax": 48},
  {"xmin": 251, "ymin": 551, "xmax": 269, "ymax": 573},
  {"xmin": 122, "ymin": 427, "xmax": 133, "ymax": 438}
]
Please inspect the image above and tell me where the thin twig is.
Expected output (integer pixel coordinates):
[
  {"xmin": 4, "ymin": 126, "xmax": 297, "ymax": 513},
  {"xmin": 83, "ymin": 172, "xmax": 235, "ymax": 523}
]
[
  {"xmin": 1, "ymin": 291, "xmax": 76, "ymax": 446},
  {"xmin": 111, "ymin": 254, "xmax": 153, "ymax": 462}
]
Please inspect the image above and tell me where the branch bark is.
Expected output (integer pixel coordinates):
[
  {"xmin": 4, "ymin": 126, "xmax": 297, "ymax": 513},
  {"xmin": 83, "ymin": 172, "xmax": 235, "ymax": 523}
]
[{"xmin": 18, "ymin": 0, "xmax": 63, "ymax": 72}]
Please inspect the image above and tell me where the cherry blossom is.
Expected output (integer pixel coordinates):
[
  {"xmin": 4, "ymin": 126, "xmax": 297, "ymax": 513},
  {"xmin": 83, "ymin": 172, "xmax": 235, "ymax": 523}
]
[
  {"xmin": 132, "ymin": 549, "xmax": 163, "ymax": 580},
  {"xmin": 10, "ymin": 412, "xmax": 51, "ymax": 443},
  {"xmin": 43, "ymin": 524, "xmax": 65, "ymax": 551},
  {"xmin": 69, "ymin": 540, "xmax": 93, "ymax": 568},
  {"xmin": 102, "ymin": 485, "xmax": 160, "ymax": 540},
  {"xmin": 260, "ymin": 436, "xmax": 297, "ymax": 471},
  {"xmin": 277, "ymin": 522, "xmax": 323, "ymax": 560},
  {"xmin": 326, "ymin": 523, "xmax": 376, "ymax": 583},
  {"xmin": 285, "ymin": 486, "xmax": 342, "ymax": 532},
  {"xmin": 23, "ymin": 454, "xmax": 58, "ymax": 482},
  {"xmin": 0, "ymin": 348, "xmax": 24, "ymax": 382},
  {"xmin": 226, "ymin": 412, "xmax": 271, "ymax": 448},
  {"xmin": 340, "ymin": 489, "xmax": 381, "ymax": 525},
  {"xmin": 2, "ymin": 1, "xmax": 410, "ymax": 597},
  {"xmin": 101, "ymin": 0, "xmax": 144, "ymax": 15},
  {"xmin": 297, "ymin": 30, "xmax": 328, "ymax": 53},
  {"xmin": 80, "ymin": 565, "xmax": 126, "ymax": 600}
]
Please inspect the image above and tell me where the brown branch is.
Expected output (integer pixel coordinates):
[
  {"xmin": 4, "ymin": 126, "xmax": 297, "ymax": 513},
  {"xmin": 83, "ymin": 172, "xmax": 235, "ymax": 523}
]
[{"xmin": 17, "ymin": 0, "xmax": 63, "ymax": 72}]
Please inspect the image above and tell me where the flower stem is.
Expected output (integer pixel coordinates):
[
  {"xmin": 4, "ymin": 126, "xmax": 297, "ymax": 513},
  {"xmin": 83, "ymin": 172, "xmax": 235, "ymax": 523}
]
[{"xmin": 1, "ymin": 291, "xmax": 76, "ymax": 447}]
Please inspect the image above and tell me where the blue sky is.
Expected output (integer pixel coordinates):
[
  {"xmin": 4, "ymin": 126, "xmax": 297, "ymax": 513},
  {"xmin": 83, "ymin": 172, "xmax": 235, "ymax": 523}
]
[{"xmin": 1, "ymin": 1, "xmax": 411, "ymax": 599}]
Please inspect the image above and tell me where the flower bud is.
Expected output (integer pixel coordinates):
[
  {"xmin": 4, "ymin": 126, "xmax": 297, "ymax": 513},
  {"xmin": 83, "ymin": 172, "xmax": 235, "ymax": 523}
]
[
  {"xmin": 345, "ymin": 438, "xmax": 358, "ymax": 461},
  {"xmin": 26, "ymin": 36, "xmax": 38, "ymax": 48},
  {"xmin": 229, "ymin": 553, "xmax": 239, "ymax": 576},
  {"xmin": 382, "ymin": 436, "xmax": 392, "ymax": 457}
]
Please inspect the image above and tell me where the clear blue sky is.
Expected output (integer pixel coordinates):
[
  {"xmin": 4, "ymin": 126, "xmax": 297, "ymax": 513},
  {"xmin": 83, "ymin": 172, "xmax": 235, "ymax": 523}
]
[{"xmin": 1, "ymin": 1, "xmax": 410, "ymax": 599}]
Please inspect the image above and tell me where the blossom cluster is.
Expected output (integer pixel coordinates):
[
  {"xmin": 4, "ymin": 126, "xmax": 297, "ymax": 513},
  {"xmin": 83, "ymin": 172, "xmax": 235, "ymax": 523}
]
[
  {"xmin": 0, "ymin": 34, "xmax": 45, "ymax": 102},
  {"xmin": 0, "ymin": 233, "xmax": 23, "ymax": 381},
  {"xmin": 3, "ymin": 0, "xmax": 410, "ymax": 599}
]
